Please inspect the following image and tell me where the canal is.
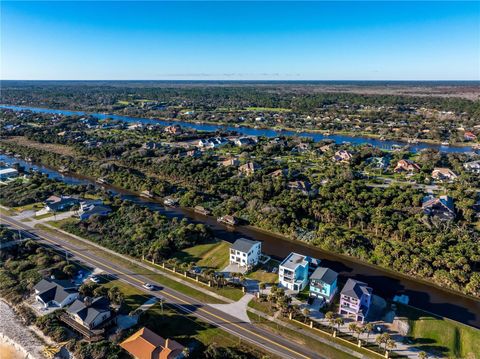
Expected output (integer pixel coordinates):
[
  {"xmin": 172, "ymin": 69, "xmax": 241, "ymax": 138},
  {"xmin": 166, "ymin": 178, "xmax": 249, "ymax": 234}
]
[
  {"xmin": 1, "ymin": 154, "xmax": 479, "ymax": 328},
  {"xmin": 0, "ymin": 104, "xmax": 476, "ymax": 154}
]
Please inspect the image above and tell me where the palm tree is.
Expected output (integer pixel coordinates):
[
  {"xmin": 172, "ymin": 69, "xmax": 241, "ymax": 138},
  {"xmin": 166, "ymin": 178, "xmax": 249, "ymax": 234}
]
[
  {"xmin": 334, "ymin": 317, "xmax": 344, "ymax": 332},
  {"xmin": 385, "ymin": 339, "xmax": 396, "ymax": 356},
  {"xmin": 348, "ymin": 322, "xmax": 358, "ymax": 335},
  {"xmin": 325, "ymin": 311, "xmax": 335, "ymax": 333},
  {"xmin": 364, "ymin": 322, "xmax": 374, "ymax": 343},
  {"xmin": 302, "ymin": 308, "xmax": 310, "ymax": 323},
  {"xmin": 418, "ymin": 351, "xmax": 428, "ymax": 359}
]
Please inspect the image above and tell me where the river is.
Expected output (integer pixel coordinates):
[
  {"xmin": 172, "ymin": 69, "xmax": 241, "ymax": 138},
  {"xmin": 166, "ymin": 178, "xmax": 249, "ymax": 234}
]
[
  {"xmin": 1, "ymin": 154, "xmax": 479, "ymax": 328},
  {"xmin": 0, "ymin": 104, "xmax": 476, "ymax": 154}
]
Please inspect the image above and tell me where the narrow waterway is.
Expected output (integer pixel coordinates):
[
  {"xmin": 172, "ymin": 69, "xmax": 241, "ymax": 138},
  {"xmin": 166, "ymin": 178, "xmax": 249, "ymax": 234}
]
[
  {"xmin": 1, "ymin": 154, "xmax": 479, "ymax": 328},
  {"xmin": 1, "ymin": 104, "xmax": 476, "ymax": 154}
]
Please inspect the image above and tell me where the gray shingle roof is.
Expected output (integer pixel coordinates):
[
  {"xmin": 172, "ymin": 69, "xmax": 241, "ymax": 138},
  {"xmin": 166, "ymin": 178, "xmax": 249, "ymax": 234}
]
[
  {"xmin": 34, "ymin": 279, "xmax": 77, "ymax": 304},
  {"xmin": 341, "ymin": 278, "xmax": 372, "ymax": 299},
  {"xmin": 231, "ymin": 238, "xmax": 260, "ymax": 253},
  {"xmin": 310, "ymin": 267, "xmax": 338, "ymax": 285},
  {"xmin": 68, "ymin": 297, "xmax": 110, "ymax": 326}
]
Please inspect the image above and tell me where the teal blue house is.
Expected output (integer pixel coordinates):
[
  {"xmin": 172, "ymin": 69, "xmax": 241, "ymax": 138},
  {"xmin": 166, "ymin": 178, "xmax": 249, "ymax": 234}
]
[{"xmin": 309, "ymin": 267, "xmax": 338, "ymax": 303}]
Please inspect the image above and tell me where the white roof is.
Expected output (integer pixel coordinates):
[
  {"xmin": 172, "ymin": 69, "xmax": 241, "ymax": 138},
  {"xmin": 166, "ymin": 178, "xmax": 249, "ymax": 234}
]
[{"xmin": 0, "ymin": 168, "xmax": 18, "ymax": 174}]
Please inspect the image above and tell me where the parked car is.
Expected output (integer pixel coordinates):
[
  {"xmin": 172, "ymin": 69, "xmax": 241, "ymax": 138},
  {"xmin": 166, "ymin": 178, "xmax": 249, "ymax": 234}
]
[{"xmin": 89, "ymin": 275, "xmax": 101, "ymax": 283}]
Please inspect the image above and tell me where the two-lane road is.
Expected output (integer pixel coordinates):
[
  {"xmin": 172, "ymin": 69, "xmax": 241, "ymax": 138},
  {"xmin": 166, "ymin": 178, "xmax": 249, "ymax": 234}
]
[{"xmin": 1, "ymin": 216, "xmax": 324, "ymax": 359}]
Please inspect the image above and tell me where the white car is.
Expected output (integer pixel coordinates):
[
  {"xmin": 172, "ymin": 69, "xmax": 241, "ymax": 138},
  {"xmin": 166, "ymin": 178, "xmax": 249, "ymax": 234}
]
[
  {"xmin": 142, "ymin": 283, "xmax": 155, "ymax": 291},
  {"xmin": 89, "ymin": 275, "xmax": 100, "ymax": 283}
]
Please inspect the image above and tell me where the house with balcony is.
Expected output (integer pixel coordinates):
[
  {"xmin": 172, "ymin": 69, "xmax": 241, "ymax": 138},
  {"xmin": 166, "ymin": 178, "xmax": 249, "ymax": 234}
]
[
  {"xmin": 67, "ymin": 296, "xmax": 112, "ymax": 330},
  {"xmin": 229, "ymin": 238, "xmax": 262, "ymax": 270},
  {"xmin": 309, "ymin": 267, "xmax": 338, "ymax": 304},
  {"xmin": 279, "ymin": 252, "xmax": 316, "ymax": 292},
  {"xmin": 338, "ymin": 279, "xmax": 372, "ymax": 323},
  {"xmin": 431, "ymin": 168, "xmax": 457, "ymax": 182}
]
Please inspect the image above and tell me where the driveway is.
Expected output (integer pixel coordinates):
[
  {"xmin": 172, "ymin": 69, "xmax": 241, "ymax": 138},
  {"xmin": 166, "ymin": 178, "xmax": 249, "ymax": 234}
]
[
  {"xmin": 222, "ymin": 263, "xmax": 247, "ymax": 274},
  {"xmin": 210, "ymin": 293, "xmax": 254, "ymax": 323}
]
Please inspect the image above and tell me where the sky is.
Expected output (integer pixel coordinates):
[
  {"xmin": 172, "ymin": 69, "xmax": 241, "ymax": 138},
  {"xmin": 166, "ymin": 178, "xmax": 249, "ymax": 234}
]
[{"xmin": 1, "ymin": 1, "xmax": 479, "ymax": 81}]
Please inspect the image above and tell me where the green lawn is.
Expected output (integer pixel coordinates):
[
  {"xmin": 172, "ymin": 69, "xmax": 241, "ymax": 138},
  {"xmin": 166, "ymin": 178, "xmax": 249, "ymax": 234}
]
[
  {"xmin": 46, "ymin": 217, "xmax": 79, "ymax": 228},
  {"xmin": 247, "ymin": 311, "xmax": 356, "ymax": 359},
  {"xmin": 102, "ymin": 279, "xmax": 150, "ymax": 313},
  {"xmin": 396, "ymin": 304, "xmax": 480, "ymax": 358},
  {"xmin": 13, "ymin": 202, "xmax": 43, "ymax": 212},
  {"xmin": 171, "ymin": 240, "xmax": 231, "ymax": 270},
  {"xmin": 34, "ymin": 212, "xmax": 55, "ymax": 220},
  {"xmin": 248, "ymin": 298, "xmax": 277, "ymax": 316}
]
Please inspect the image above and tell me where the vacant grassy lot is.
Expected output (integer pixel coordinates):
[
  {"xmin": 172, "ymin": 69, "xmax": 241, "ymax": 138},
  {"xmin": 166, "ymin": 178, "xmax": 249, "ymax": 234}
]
[
  {"xmin": 247, "ymin": 259, "xmax": 279, "ymax": 284},
  {"xmin": 397, "ymin": 304, "xmax": 480, "ymax": 358},
  {"xmin": 244, "ymin": 107, "xmax": 292, "ymax": 112},
  {"xmin": 172, "ymin": 240, "xmax": 230, "ymax": 270},
  {"xmin": 1, "ymin": 136, "xmax": 77, "ymax": 156}
]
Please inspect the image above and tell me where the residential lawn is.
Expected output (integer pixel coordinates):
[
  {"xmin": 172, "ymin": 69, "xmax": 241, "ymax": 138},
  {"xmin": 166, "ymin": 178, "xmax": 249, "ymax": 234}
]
[
  {"xmin": 34, "ymin": 212, "xmax": 55, "ymax": 220},
  {"xmin": 296, "ymin": 286, "xmax": 310, "ymax": 302},
  {"xmin": 102, "ymin": 279, "xmax": 150, "ymax": 314},
  {"xmin": 170, "ymin": 241, "xmax": 221, "ymax": 264},
  {"xmin": 193, "ymin": 241, "xmax": 230, "ymax": 270},
  {"xmin": 46, "ymin": 217, "xmax": 79, "ymax": 228},
  {"xmin": 396, "ymin": 304, "xmax": 480, "ymax": 358},
  {"xmin": 247, "ymin": 268, "xmax": 278, "ymax": 285},
  {"xmin": 248, "ymin": 298, "xmax": 277, "ymax": 316},
  {"xmin": 13, "ymin": 202, "xmax": 43, "ymax": 212},
  {"xmin": 247, "ymin": 311, "xmax": 357, "ymax": 359}
]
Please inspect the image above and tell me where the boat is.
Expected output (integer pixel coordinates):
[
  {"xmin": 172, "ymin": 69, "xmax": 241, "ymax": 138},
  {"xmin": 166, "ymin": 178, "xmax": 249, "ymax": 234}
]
[
  {"xmin": 194, "ymin": 205, "xmax": 211, "ymax": 215},
  {"xmin": 217, "ymin": 215, "xmax": 238, "ymax": 226},
  {"xmin": 441, "ymin": 141, "xmax": 450, "ymax": 146},
  {"xmin": 96, "ymin": 177, "xmax": 109, "ymax": 184},
  {"xmin": 25, "ymin": 157, "xmax": 32, "ymax": 162},
  {"xmin": 141, "ymin": 190, "xmax": 155, "ymax": 199},
  {"xmin": 163, "ymin": 197, "xmax": 178, "ymax": 206},
  {"xmin": 379, "ymin": 136, "xmax": 385, "ymax": 141},
  {"xmin": 58, "ymin": 166, "xmax": 69, "ymax": 174}
]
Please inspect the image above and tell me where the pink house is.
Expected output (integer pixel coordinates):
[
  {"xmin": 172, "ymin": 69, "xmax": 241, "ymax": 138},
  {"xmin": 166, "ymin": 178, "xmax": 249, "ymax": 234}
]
[{"xmin": 338, "ymin": 279, "xmax": 372, "ymax": 323}]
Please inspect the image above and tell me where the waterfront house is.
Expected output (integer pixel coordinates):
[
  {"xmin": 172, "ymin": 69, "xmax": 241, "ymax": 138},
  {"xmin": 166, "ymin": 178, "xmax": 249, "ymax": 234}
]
[
  {"xmin": 198, "ymin": 137, "xmax": 229, "ymax": 149},
  {"xmin": 239, "ymin": 162, "xmax": 260, "ymax": 176},
  {"xmin": 234, "ymin": 137, "xmax": 255, "ymax": 147},
  {"xmin": 464, "ymin": 160, "xmax": 480, "ymax": 173},
  {"xmin": 120, "ymin": 327, "xmax": 185, "ymax": 359},
  {"xmin": 338, "ymin": 278, "xmax": 372, "ymax": 323},
  {"xmin": 422, "ymin": 195, "xmax": 455, "ymax": 220},
  {"xmin": 309, "ymin": 267, "xmax": 338, "ymax": 304},
  {"xmin": 194, "ymin": 205, "xmax": 211, "ymax": 215},
  {"xmin": 143, "ymin": 142, "xmax": 163, "ymax": 150},
  {"xmin": 229, "ymin": 238, "xmax": 262, "ymax": 270},
  {"xmin": 333, "ymin": 150, "xmax": 353, "ymax": 163},
  {"xmin": 464, "ymin": 131, "xmax": 477, "ymax": 141},
  {"xmin": 279, "ymin": 252, "xmax": 315, "ymax": 292},
  {"xmin": 394, "ymin": 159, "xmax": 420, "ymax": 173},
  {"xmin": 431, "ymin": 168, "xmax": 458, "ymax": 182},
  {"xmin": 78, "ymin": 201, "xmax": 112, "ymax": 220},
  {"xmin": 0, "ymin": 167, "xmax": 19, "ymax": 181},
  {"xmin": 34, "ymin": 278, "xmax": 79, "ymax": 309},
  {"xmin": 67, "ymin": 296, "xmax": 112, "ymax": 330},
  {"xmin": 220, "ymin": 158, "xmax": 240, "ymax": 167},
  {"xmin": 366, "ymin": 156, "xmax": 390, "ymax": 170},
  {"xmin": 165, "ymin": 124, "xmax": 182, "ymax": 135},
  {"xmin": 269, "ymin": 169, "xmax": 288, "ymax": 178},
  {"xmin": 287, "ymin": 180, "xmax": 315, "ymax": 196},
  {"xmin": 44, "ymin": 196, "xmax": 79, "ymax": 212}
]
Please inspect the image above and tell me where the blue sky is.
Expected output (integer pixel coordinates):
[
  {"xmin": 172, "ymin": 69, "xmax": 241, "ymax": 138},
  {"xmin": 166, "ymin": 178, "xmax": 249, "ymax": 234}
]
[{"xmin": 1, "ymin": 1, "xmax": 479, "ymax": 80}]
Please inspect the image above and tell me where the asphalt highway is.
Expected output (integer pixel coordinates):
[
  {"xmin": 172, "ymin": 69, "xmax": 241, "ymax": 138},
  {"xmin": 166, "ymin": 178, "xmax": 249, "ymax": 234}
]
[{"xmin": 1, "ymin": 215, "xmax": 325, "ymax": 359}]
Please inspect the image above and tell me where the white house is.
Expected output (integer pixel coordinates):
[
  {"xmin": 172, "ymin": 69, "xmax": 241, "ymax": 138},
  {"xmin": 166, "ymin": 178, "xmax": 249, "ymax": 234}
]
[
  {"xmin": 338, "ymin": 278, "xmax": 372, "ymax": 323},
  {"xmin": 464, "ymin": 160, "xmax": 480, "ymax": 174},
  {"xmin": 67, "ymin": 297, "xmax": 112, "ymax": 329},
  {"xmin": 0, "ymin": 168, "xmax": 19, "ymax": 181},
  {"xmin": 229, "ymin": 238, "xmax": 262, "ymax": 270},
  {"xmin": 279, "ymin": 252, "xmax": 316, "ymax": 292},
  {"xmin": 33, "ymin": 279, "xmax": 79, "ymax": 309}
]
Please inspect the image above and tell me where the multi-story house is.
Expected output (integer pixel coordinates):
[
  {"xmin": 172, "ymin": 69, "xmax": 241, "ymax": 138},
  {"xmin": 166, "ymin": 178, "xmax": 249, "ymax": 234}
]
[
  {"xmin": 338, "ymin": 278, "xmax": 372, "ymax": 323},
  {"xmin": 230, "ymin": 238, "xmax": 262, "ymax": 270},
  {"xmin": 309, "ymin": 267, "xmax": 338, "ymax": 304},
  {"xmin": 279, "ymin": 252, "xmax": 315, "ymax": 292},
  {"xmin": 34, "ymin": 278, "xmax": 79, "ymax": 309}
]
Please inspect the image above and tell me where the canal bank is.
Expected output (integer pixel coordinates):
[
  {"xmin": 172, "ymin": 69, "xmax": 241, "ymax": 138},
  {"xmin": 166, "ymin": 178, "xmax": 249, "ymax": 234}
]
[
  {"xmin": 1, "ymin": 153, "xmax": 479, "ymax": 328},
  {"xmin": 0, "ymin": 104, "xmax": 477, "ymax": 154}
]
